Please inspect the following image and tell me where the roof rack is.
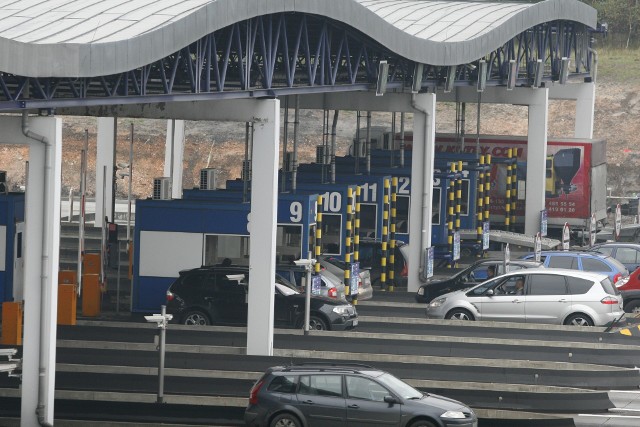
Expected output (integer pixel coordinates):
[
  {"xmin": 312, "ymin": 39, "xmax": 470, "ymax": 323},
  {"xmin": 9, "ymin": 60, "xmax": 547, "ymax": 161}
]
[{"xmin": 281, "ymin": 362, "xmax": 376, "ymax": 372}]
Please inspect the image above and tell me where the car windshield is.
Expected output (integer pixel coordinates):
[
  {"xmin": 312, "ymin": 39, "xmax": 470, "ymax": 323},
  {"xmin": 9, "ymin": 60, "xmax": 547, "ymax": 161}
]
[
  {"xmin": 376, "ymin": 373, "xmax": 423, "ymax": 400},
  {"xmin": 470, "ymin": 278, "xmax": 500, "ymax": 295},
  {"xmin": 275, "ymin": 282, "xmax": 299, "ymax": 296}
]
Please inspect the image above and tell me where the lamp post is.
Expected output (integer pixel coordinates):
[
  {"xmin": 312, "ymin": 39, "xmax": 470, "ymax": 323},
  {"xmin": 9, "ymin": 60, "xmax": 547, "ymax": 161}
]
[{"xmin": 294, "ymin": 254, "xmax": 316, "ymax": 336}]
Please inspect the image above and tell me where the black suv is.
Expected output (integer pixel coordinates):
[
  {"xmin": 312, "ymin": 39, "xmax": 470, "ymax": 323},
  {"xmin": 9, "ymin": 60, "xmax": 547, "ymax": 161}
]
[
  {"xmin": 245, "ymin": 363, "xmax": 477, "ymax": 427},
  {"xmin": 165, "ymin": 265, "xmax": 358, "ymax": 331}
]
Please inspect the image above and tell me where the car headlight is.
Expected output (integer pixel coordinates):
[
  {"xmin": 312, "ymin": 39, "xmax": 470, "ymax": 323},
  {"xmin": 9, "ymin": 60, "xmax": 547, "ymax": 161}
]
[
  {"xmin": 441, "ymin": 410, "xmax": 465, "ymax": 419},
  {"xmin": 333, "ymin": 305, "xmax": 354, "ymax": 316},
  {"xmin": 429, "ymin": 297, "xmax": 447, "ymax": 308},
  {"xmin": 417, "ymin": 287, "xmax": 424, "ymax": 296}
]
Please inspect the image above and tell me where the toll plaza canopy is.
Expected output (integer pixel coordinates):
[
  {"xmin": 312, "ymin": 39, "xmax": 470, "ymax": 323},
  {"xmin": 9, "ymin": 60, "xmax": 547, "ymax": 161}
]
[{"xmin": 0, "ymin": 0, "xmax": 597, "ymax": 109}]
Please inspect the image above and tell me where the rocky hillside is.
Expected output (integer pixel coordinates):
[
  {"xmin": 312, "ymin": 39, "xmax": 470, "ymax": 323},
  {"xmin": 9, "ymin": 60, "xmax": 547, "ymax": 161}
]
[{"xmin": 1, "ymin": 52, "xmax": 639, "ymax": 199}]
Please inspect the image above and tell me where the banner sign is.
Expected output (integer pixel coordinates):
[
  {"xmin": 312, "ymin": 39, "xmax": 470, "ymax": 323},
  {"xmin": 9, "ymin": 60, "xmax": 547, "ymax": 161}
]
[
  {"xmin": 350, "ymin": 262, "xmax": 360, "ymax": 296},
  {"xmin": 311, "ymin": 275, "xmax": 322, "ymax": 296},
  {"xmin": 615, "ymin": 204, "xmax": 622, "ymax": 241},
  {"xmin": 427, "ymin": 247, "xmax": 434, "ymax": 279},
  {"xmin": 453, "ymin": 231, "xmax": 461, "ymax": 261},
  {"xmin": 504, "ymin": 243, "xmax": 511, "ymax": 273},
  {"xmin": 562, "ymin": 223, "xmax": 570, "ymax": 250},
  {"xmin": 540, "ymin": 209, "xmax": 548, "ymax": 237},
  {"xmin": 482, "ymin": 221, "xmax": 490, "ymax": 250},
  {"xmin": 534, "ymin": 233, "xmax": 542, "ymax": 262},
  {"xmin": 590, "ymin": 214, "xmax": 597, "ymax": 247}
]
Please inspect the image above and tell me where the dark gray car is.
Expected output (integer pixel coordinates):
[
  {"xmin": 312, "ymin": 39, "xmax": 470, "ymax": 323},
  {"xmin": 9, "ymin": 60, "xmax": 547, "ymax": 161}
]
[{"xmin": 244, "ymin": 364, "xmax": 477, "ymax": 427}]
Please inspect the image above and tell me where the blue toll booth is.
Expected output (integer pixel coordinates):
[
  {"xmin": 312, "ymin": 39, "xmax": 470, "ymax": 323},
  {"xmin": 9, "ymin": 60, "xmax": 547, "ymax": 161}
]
[
  {"xmin": 293, "ymin": 165, "xmax": 392, "ymax": 240},
  {"xmin": 0, "ymin": 193, "xmax": 25, "ymax": 304},
  {"xmin": 226, "ymin": 179, "xmax": 356, "ymax": 260},
  {"xmin": 132, "ymin": 193, "xmax": 317, "ymax": 312}
]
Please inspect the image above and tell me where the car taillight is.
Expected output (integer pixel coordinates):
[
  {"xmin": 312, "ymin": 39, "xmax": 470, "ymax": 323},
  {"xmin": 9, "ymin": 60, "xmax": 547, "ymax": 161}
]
[
  {"xmin": 401, "ymin": 263, "xmax": 408, "ymax": 278},
  {"xmin": 617, "ymin": 276, "xmax": 630, "ymax": 289},
  {"xmin": 328, "ymin": 287, "xmax": 337, "ymax": 298},
  {"xmin": 249, "ymin": 379, "xmax": 264, "ymax": 405},
  {"xmin": 600, "ymin": 296, "xmax": 619, "ymax": 305},
  {"xmin": 166, "ymin": 290, "xmax": 174, "ymax": 302},
  {"xmin": 358, "ymin": 277, "xmax": 362, "ymax": 288},
  {"xmin": 613, "ymin": 273, "xmax": 622, "ymax": 285}
]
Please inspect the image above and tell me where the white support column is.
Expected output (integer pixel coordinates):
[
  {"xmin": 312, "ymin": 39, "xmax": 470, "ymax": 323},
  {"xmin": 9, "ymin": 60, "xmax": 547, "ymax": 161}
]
[
  {"xmin": 96, "ymin": 117, "xmax": 115, "ymax": 227},
  {"xmin": 574, "ymin": 83, "xmax": 595, "ymax": 139},
  {"xmin": 525, "ymin": 88, "xmax": 550, "ymax": 236},
  {"xmin": 548, "ymin": 82, "xmax": 596, "ymax": 139},
  {"xmin": 246, "ymin": 99, "xmax": 280, "ymax": 356},
  {"xmin": 20, "ymin": 116, "xmax": 62, "ymax": 427},
  {"xmin": 164, "ymin": 119, "xmax": 185, "ymax": 199},
  {"xmin": 408, "ymin": 93, "xmax": 436, "ymax": 293}
]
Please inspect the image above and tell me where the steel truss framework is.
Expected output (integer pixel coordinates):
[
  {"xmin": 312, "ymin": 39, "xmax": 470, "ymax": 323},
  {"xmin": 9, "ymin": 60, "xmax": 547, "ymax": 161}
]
[{"xmin": 0, "ymin": 13, "xmax": 595, "ymax": 110}]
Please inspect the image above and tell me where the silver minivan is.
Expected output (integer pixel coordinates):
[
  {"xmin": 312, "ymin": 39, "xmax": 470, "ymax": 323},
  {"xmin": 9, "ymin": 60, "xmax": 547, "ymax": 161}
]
[{"xmin": 426, "ymin": 268, "xmax": 624, "ymax": 326}]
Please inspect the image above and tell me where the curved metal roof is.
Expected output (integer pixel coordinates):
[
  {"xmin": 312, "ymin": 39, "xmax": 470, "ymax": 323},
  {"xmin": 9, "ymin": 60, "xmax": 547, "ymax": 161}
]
[{"xmin": 0, "ymin": 0, "xmax": 596, "ymax": 78}]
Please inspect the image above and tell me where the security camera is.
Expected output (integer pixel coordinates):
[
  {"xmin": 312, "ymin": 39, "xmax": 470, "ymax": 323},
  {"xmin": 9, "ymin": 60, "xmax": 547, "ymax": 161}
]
[{"xmin": 294, "ymin": 258, "xmax": 316, "ymax": 268}]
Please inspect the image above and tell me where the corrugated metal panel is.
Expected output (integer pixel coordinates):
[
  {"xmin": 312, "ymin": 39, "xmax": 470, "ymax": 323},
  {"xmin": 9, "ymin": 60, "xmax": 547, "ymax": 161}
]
[{"xmin": 0, "ymin": 0, "xmax": 598, "ymax": 77}]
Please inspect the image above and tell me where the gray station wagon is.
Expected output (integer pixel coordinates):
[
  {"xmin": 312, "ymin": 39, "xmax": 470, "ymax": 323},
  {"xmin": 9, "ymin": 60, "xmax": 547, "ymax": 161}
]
[{"xmin": 245, "ymin": 363, "xmax": 477, "ymax": 427}]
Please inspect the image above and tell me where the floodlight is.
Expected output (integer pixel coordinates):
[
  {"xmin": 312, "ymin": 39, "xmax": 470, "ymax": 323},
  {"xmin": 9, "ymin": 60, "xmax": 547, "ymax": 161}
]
[
  {"xmin": 507, "ymin": 60, "xmax": 517, "ymax": 90},
  {"xmin": 559, "ymin": 57, "xmax": 570, "ymax": 84},
  {"xmin": 533, "ymin": 59, "xmax": 543, "ymax": 88},
  {"xmin": 444, "ymin": 66, "xmax": 457, "ymax": 93},
  {"xmin": 412, "ymin": 63, "xmax": 424, "ymax": 93},
  {"xmin": 376, "ymin": 61, "xmax": 389, "ymax": 96},
  {"xmin": 477, "ymin": 60, "xmax": 487, "ymax": 92}
]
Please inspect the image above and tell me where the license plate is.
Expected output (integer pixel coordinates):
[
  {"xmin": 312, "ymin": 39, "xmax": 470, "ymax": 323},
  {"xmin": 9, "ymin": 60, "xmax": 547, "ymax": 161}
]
[{"xmin": 352, "ymin": 319, "xmax": 358, "ymax": 326}]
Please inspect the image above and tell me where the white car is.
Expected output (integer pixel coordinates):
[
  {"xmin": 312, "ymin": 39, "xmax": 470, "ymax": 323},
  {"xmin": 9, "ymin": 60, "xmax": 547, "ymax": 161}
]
[
  {"xmin": 318, "ymin": 256, "xmax": 373, "ymax": 300},
  {"xmin": 426, "ymin": 268, "xmax": 624, "ymax": 327}
]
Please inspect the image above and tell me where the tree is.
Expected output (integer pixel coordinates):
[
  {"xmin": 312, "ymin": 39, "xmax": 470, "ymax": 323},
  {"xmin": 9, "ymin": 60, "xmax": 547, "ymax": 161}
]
[{"xmin": 583, "ymin": 0, "xmax": 640, "ymax": 48}]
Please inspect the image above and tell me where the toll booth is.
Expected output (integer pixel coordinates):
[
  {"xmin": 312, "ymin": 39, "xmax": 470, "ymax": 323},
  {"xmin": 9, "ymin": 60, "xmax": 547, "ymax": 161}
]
[
  {"xmin": 132, "ymin": 193, "xmax": 317, "ymax": 312},
  {"xmin": 293, "ymin": 165, "xmax": 392, "ymax": 240},
  {"xmin": 0, "ymin": 193, "xmax": 24, "ymax": 304},
  {"xmin": 182, "ymin": 188, "xmax": 318, "ymax": 262},
  {"xmin": 226, "ymin": 179, "xmax": 356, "ymax": 261}
]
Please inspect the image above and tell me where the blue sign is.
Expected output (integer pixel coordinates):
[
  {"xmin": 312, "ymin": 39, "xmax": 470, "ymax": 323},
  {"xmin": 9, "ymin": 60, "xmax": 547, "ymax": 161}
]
[
  {"xmin": 453, "ymin": 231, "xmax": 461, "ymax": 261},
  {"xmin": 482, "ymin": 221, "xmax": 490, "ymax": 250},
  {"xmin": 311, "ymin": 275, "xmax": 322, "ymax": 296},
  {"xmin": 540, "ymin": 209, "xmax": 548, "ymax": 237},
  {"xmin": 350, "ymin": 262, "xmax": 360, "ymax": 295},
  {"xmin": 427, "ymin": 247, "xmax": 434, "ymax": 279}
]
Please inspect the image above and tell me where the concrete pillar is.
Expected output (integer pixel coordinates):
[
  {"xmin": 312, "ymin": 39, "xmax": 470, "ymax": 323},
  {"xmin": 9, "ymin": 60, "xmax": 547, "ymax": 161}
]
[
  {"xmin": 525, "ymin": 88, "xmax": 550, "ymax": 235},
  {"xmin": 548, "ymin": 82, "xmax": 595, "ymax": 139},
  {"xmin": 574, "ymin": 83, "xmax": 595, "ymax": 139},
  {"xmin": 96, "ymin": 117, "xmax": 116, "ymax": 227},
  {"xmin": 164, "ymin": 119, "xmax": 185, "ymax": 199},
  {"xmin": 246, "ymin": 99, "xmax": 279, "ymax": 356},
  {"xmin": 18, "ymin": 116, "xmax": 61, "ymax": 427},
  {"xmin": 408, "ymin": 93, "xmax": 436, "ymax": 293}
]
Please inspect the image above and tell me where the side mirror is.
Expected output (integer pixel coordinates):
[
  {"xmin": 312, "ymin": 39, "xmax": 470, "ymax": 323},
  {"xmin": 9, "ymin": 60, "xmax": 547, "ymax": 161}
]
[
  {"xmin": 485, "ymin": 289, "xmax": 494, "ymax": 296},
  {"xmin": 383, "ymin": 395, "xmax": 399, "ymax": 405}
]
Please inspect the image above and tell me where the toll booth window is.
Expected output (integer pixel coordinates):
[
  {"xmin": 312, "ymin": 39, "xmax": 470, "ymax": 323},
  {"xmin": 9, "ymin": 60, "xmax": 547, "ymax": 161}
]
[
  {"xmin": 461, "ymin": 179, "xmax": 470, "ymax": 216},
  {"xmin": 276, "ymin": 224, "xmax": 302, "ymax": 264},
  {"xmin": 396, "ymin": 195, "xmax": 410, "ymax": 234},
  {"xmin": 322, "ymin": 213, "xmax": 342, "ymax": 255},
  {"xmin": 432, "ymin": 189, "xmax": 441, "ymax": 225},
  {"xmin": 203, "ymin": 234, "xmax": 250, "ymax": 266},
  {"xmin": 360, "ymin": 204, "xmax": 377, "ymax": 238}
]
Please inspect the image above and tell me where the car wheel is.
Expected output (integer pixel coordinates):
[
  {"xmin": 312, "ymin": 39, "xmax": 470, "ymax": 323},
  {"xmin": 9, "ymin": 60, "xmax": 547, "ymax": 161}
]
[
  {"xmin": 308, "ymin": 315, "xmax": 328, "ymax": 331},
  {"xmin": 564, "ymin": 313, "xmax": 594, "ymax": 327},
  {"xmin": 624, "ymin": 300, "xmax": 640, "ymax": 314},
  {"xmin": 445, "ymin": 309, "xmax": 475, "ymax": 321},
  {"xmin": 182, "ymin": 310, "xmax": 210, "ymax": 326},
  {"xmin": 270, "ymin": 412, "xmax": 301, "ymax": 427},
  {"xmin": 409, "ymin": 419, "xmax": 437, "ymax": 427}
]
